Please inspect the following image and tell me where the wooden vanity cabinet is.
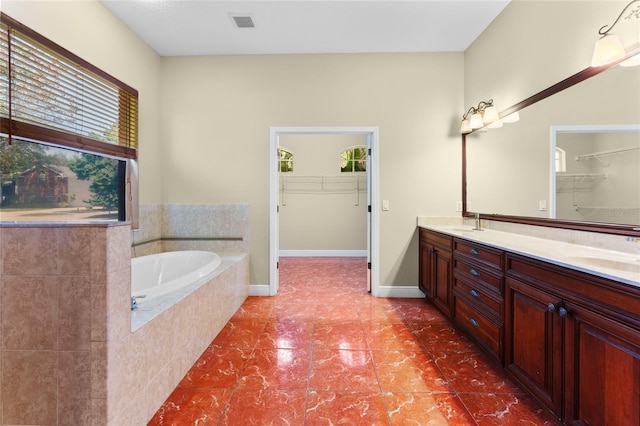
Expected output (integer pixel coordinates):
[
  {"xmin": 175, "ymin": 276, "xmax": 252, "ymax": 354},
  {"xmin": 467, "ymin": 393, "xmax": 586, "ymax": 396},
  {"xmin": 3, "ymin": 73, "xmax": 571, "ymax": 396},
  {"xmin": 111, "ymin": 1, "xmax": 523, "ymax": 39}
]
[
  {"xmin": 452, "ymin": 238, "xmax": 505, "ymax": 363},
  {"xmin": 418, "ymin": 227, "xmax": 640, "ymax": 425},
  {"xmin": 418, "ymin": 229, "xmax": 453, "ymax": 316},
  {"xmin": 505, "ymin": 254, "xmax": 640, "ymax": 426}
]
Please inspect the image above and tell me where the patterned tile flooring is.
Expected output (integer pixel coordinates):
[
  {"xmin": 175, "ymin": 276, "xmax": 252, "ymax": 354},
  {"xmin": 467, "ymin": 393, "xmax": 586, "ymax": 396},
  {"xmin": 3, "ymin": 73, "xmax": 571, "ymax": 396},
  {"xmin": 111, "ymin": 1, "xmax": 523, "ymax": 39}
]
[{"xmin": 148, "ymin": 257, "xmax": 559, "ymax": 425}]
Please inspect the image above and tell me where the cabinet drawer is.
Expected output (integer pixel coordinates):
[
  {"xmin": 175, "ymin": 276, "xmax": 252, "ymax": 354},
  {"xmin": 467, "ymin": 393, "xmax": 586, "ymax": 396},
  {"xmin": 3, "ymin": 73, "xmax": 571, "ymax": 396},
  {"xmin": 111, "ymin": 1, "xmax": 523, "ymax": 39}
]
[
  {"xmin": 454, "ymin": 239, "xmax": 503, "ymax": 269},
  {"xmin": 454, "ymin": 297, "xmax": 502, "ymax": 359},
  {"xmin": 454, "ymin": 278, "xmax": 503, "ymax": 318},
  {"xmin": 454, "ymin": 258, "xmax": 503, "ymax": 293},
  {"xmin": 421, "ymin": 229, "xmax": 452, "ymax": 249}
]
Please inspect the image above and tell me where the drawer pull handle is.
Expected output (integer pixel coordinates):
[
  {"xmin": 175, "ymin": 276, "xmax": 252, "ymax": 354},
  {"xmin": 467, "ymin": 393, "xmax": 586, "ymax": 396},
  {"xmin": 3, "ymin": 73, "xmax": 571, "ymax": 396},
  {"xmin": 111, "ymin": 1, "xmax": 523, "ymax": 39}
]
[
  {"xmin": 558, "ymin": 307, "xmax": 568, "ymax": 318},
  {"xmin": 547, "ymin": 303, "xmax": 555, "ymax": 312},
  {"xmin": 470, "ymin": 289, "xmax": 480, "ymax": 298},
  {"xmin": 470, "ymin": 248, "xmax": 480, "ymax": 255},
  {"xmin": 469, "ymin": 317, "xmax": 480, "ymax": 327},
  {"xmin": 470, "ymin": 269, "xmax": 480, "ymax": 276}
]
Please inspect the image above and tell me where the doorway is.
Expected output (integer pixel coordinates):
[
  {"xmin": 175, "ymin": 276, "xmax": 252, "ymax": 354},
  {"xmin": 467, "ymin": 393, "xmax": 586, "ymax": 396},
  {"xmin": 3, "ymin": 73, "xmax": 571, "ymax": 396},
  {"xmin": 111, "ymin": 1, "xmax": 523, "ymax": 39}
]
[{"xmin": 270, "ymin": 127, "xmax": 380, "ymax": 297}]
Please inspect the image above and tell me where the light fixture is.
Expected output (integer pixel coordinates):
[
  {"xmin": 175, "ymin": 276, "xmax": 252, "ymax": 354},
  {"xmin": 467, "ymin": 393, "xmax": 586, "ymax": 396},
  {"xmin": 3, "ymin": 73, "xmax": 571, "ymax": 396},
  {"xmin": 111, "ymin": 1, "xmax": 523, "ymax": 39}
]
[
  {"xmin": 591, "ymin": 0, "xmax": 640, "ymax": 67},
  {"xmin": 459, "ymin": 99, "xmax": 501, "ymax": 133},
  {"xmin": 501, "ymin": 111, "xmax": 520, "ymax": 123}
]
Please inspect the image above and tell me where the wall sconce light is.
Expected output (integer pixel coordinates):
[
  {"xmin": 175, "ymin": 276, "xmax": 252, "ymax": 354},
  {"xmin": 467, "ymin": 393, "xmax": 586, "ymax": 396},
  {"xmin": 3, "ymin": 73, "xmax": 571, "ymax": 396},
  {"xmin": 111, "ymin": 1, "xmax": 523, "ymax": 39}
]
[
  {"xmin": 591, "ymin": 0, "xmax": 640, "ymax": 67},
  {"xmin": 460, "ymin": 99, "xmax": 514, "ymax": 134}
]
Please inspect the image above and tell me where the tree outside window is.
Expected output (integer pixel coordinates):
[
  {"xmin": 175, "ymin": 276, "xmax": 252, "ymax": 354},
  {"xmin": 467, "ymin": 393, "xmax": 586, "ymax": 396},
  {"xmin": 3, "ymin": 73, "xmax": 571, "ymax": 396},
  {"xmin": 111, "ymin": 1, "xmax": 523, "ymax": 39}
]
[
  {"xmin": 340, "ymin": 146, "xmax": 367, "ymax": 172},
  {"xmin": 278, "ymin": 148, "xmax": 293, "ymax": 173}
]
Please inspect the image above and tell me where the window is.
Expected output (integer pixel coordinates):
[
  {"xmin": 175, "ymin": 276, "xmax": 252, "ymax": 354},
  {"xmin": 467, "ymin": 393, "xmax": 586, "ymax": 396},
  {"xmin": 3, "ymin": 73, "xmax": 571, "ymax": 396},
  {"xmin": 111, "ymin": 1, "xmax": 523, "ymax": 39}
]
[
  {"xmin": 0, "ymin": 14, "xmax": 137, "ymax": 221},
  {"xmin": 278, "ymin": 147, "xmax": 293, "ymax": 173},
  {"xmin": 555, "ymin": 147, "xmax": 566, "ymax": 172},
  {"xmin": 0, "ymin": 14, "xmax": 138, "ymax": 156},
  {"xmin": 1, "ymin": 137, "xmax": 121, "ymax": 221},
  {"xmin": 340, "ymin": 146, "xmax": 367, "ymax": 172}
]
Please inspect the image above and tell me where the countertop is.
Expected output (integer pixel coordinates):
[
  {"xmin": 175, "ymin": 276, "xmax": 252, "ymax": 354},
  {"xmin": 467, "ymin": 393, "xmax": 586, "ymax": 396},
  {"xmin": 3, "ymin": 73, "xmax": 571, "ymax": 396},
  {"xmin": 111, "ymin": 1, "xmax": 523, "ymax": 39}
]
[{"xmin": 418, "ymin": 221, "xmax": 640, "ymax": 288}]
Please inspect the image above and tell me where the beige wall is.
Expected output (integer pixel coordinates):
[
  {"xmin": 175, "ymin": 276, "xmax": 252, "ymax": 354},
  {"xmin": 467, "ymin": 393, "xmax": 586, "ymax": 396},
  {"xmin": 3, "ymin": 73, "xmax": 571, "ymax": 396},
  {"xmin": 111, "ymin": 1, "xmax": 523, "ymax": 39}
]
[
  {"xmin": 3, "ymin": 0, "xmax": 163, "ymax": 205},
  {"xmin": 160, "ymin": 53, "xmax": 464, "ymax": 285}
]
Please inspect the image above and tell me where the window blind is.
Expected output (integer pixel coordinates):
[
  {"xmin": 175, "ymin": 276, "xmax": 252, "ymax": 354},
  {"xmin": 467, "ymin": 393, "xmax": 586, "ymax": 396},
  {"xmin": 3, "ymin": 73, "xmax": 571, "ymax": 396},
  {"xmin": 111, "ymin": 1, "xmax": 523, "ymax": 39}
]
[{"xmin": 0, "ymin": 14, "xmax": 137, "ymax": 159}]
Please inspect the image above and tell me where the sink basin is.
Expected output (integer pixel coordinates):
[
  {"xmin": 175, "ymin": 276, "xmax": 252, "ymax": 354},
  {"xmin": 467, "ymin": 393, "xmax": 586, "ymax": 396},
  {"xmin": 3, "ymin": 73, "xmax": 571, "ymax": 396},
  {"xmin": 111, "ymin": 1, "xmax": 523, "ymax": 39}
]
[{"xmin": 564, "ymin": 255, "xmax": 640, "ymax": 274}]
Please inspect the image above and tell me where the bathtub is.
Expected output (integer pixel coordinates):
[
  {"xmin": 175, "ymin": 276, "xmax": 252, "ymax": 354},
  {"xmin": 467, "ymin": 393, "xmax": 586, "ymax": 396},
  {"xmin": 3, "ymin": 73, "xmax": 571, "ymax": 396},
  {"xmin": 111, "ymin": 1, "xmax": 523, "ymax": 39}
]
[{"xmin": 131, "ymin": 250, "xmax": 222, "ymax": 302}]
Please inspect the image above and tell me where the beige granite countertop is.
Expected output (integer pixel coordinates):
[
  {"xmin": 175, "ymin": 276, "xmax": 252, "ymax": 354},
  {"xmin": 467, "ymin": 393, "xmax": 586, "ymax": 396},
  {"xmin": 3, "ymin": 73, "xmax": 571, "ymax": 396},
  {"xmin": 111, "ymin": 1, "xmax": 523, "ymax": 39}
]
[{"xmin": 417, "ymin": 217, "xmax": 640, "ymax": 288}]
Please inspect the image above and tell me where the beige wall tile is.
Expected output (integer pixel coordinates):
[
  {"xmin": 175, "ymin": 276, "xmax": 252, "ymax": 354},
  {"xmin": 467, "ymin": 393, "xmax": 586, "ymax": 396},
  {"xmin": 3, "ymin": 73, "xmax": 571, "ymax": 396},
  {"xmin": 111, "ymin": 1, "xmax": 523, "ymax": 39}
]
[
  {"xmin": 106, "ymin": 226, "xmax": 131, "ymax": 273},
  {"xmin": 59, "ymin": 276, "xmax": 92, "ymax": 351},
  {"xmin": 91, "ymin": 397, "xmax": 108, "ymax": 426},
  {"xmin": 3, "ymin": 275, "xmax": 58, "ymax": 350},
  {"xmin": 91, "ymin": 227, "xmax": 108, "ymax": 283},
  {"xmin": 91, "ymin": 342, "xmax": 108, "ymax": 400},
  {"xmin": 106, "ymin": 267, "xmax": 132, "ymax": 343},
  {"xmin": 58, "ymin": 351, "xmax": 92, "ymax": 424},
  {"xmin": 2, "ymin": 227, "xmax": 57, "ymax": 275},
  {"xmin": 58, "ymin": 227, "xmax": 92, "ymax": 276},
  {"xmin": 91, "ymin": 283, "xmax": 108, "ymax": 342},
  {"xmin": 2, "ymin": 350, "xmax": 57, "ymax": 425}
]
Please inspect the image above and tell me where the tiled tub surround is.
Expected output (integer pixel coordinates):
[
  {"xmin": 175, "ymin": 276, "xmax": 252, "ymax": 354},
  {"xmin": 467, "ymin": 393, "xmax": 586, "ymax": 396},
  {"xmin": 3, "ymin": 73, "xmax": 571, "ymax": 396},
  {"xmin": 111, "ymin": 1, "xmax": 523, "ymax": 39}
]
[
  {"xmin": 417, "ymin": 217, "xmax": 640, "ymax": 287},
  {"xmin": 132, "ymin": 204, "xmax": 249, "ymax": 257},
  {"xmin": 0, "ymin": 222, "xmax": 250, "ymax": 426}
]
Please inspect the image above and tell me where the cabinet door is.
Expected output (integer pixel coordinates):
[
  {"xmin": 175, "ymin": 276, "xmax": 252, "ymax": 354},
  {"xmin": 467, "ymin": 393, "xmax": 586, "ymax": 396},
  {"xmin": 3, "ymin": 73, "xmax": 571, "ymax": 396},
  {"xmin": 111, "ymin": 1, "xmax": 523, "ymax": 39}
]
[
  {"xmin": 505, "ymin": 277, "xmax": 563, "ymax": 415},
  {"xmin": 432, "ymin": 247, "xmax": 452, "ymax": 316},
  {"xmin": 419, "ymin": 241, "xmax": 433, "ymax": 297},
  {"xmin": 563, "ymin": 301, "xmax": 640, "ymax": 426}
]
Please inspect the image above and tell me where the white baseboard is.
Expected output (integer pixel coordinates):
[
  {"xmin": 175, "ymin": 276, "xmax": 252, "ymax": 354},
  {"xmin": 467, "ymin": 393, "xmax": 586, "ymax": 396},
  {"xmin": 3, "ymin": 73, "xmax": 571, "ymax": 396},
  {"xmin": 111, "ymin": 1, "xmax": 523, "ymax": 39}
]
[
  {"xmin": 374, "ymin": 286, "xmax": 425, "ymax": 298},
  {"xmin": 279, "ymin": 250, "xmax": 367, "ymax": 257},
  {"xmin": 249, "ymin": 283, "xmax": 424, "ymax": 299},
  {"xmin": 249, "ymin": 284, "xmax": 271, "ymax": 296}
]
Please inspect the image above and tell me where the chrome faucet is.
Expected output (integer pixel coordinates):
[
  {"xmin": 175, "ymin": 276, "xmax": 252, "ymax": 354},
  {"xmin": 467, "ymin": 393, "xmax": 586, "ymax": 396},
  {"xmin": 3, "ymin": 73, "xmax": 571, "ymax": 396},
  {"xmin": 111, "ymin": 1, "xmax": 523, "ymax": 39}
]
[
  {"xmin": 131, "ymin": 295, "xmax": 146, "ymax": 310},
  {"xmin": 473, "ymin": 213, "xmax": 482, "ymax": 231}
]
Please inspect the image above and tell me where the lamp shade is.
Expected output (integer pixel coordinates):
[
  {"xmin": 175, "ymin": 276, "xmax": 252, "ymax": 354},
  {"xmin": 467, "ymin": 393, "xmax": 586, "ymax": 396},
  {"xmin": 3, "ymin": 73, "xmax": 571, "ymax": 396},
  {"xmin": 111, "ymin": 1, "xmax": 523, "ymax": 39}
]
[
  {"xmin": 591, "ymin": 34, "xmax": 626, "ymax": 67},
  {"xmin": 469, "ymin": 112, "xmax": 484, "ymax": 129},
  {"xmin": 487, "ymin": 119, "xmax": 503, "ymax": 129},
  {"xmin": 482, "ymin": 105, "xmax": 499, "ymax": 124},
  {"xmin": 460, "ymin": 119, "xmax": 472, "ymax": 134}
]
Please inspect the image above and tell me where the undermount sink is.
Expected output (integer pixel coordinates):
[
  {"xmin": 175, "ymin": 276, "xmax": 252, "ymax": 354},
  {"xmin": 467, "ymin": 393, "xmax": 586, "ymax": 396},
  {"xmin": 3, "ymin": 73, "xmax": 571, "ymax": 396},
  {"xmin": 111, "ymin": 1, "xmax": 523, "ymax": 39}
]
[{"xmin": 564, "ymin": 255, "xmax": 640, "ymax": 274}]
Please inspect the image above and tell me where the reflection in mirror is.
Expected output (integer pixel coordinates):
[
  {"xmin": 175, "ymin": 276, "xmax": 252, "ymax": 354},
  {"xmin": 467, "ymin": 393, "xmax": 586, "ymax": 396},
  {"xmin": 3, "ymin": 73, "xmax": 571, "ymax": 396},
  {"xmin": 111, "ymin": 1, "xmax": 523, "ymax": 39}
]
[
  {"xmin": 465, "ymin": 57, "xmax": 640, "ymax": 230},
  {"xmin": 552, "ymin": 126, "xmax": 640, "ymax": 226}
]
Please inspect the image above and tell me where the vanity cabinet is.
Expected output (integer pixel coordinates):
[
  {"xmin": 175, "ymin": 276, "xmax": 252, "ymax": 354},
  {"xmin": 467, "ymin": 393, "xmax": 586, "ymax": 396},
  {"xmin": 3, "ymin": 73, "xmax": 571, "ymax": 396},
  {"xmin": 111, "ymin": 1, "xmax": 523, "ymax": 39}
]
[
  {"xmin": 452, "ymin": 238, "xmax": 505, "ymax": 363},
  {"xmin": 418, "ymin": 229, "xmax": 453, "ymax": 316},
  {"xmin": 418, "ymin": 226, "xmax": 640, "ymax": 425},
  {"xmin": 505, "ymin": 253, "xmax": 640, "ymax": 425}
]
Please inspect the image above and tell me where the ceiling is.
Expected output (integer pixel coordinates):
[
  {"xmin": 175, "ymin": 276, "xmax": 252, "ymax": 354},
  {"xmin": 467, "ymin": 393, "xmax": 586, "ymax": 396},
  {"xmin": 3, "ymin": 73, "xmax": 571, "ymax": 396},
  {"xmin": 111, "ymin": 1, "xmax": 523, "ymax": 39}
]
[{"xmin": 100, "ymin": 0, "xmax": 510, "ymax": 57}]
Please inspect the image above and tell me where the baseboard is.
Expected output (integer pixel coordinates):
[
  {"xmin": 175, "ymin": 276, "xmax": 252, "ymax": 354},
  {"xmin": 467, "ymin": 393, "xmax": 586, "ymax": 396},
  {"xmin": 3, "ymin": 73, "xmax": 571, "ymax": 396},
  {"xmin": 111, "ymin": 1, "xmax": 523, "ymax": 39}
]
[
  {"xmin": 375, "ymin": 286, "xmax": 425, "ymax": 298},
  {"xmin": 279, "ymin": 250, "xmax": 367, "ymax": 257},
  {"xmin": 249, "ymin": 284, "xmax": 271, "ymax": 296},
  {"xmin": 250, "ymin": 284, "xmax": 423, "ymax": 298}
]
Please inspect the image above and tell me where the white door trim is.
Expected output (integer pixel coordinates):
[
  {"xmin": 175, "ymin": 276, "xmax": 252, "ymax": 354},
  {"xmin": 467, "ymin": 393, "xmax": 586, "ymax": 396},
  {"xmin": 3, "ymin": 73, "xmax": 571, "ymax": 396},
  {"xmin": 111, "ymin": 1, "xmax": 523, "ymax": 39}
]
[{"xmin": 269, "ymin": 126, "xmax": 380, "ymax": 297}]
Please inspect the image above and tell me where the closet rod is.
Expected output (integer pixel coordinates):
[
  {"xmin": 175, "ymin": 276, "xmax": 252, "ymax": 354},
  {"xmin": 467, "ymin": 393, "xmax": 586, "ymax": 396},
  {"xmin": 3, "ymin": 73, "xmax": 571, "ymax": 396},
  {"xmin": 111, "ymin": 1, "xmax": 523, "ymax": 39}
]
[{"xmin": 575, "ymin": 145, "xmax": 640, "ymax": 161}]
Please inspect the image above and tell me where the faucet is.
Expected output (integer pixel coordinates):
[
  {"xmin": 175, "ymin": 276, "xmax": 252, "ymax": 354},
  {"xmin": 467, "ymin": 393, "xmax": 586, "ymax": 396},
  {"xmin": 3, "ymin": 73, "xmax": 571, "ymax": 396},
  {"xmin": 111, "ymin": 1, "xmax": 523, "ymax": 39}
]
[
  {"xmin": 473, "ymin": 213, "xmax": 482, "ymax": 231},
  {"xmin": 131, "ymin": 295, "xmax": 146, "ymax": 310}
]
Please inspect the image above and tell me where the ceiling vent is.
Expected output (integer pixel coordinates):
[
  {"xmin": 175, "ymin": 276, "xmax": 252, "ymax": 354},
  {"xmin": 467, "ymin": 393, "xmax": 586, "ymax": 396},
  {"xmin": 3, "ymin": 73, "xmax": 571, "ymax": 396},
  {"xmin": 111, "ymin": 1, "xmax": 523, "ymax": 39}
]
[{"xmin": 229, "ymin": 14, "xmax": 256, "ymax": 29}]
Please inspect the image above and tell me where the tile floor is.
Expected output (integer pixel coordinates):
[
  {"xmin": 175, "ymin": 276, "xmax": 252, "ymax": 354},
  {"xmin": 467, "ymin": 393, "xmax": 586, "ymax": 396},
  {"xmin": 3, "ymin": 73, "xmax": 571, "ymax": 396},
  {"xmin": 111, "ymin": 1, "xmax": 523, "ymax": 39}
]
[{"xmin": 148, "ymin": 257, "xmax": 560, "ymax": 425}]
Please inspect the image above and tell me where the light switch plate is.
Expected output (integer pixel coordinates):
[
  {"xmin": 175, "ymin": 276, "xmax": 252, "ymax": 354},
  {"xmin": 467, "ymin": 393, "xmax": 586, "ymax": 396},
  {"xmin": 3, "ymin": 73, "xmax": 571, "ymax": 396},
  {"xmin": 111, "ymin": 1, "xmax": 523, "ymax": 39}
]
[{"xmin": 382, "ymin": 200, "xmax": 390, "ymax": 211}]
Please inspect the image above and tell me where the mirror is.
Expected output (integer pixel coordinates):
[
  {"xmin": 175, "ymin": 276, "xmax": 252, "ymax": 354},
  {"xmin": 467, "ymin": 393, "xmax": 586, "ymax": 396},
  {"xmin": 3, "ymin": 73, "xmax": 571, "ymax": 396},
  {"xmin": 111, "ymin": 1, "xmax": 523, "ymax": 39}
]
[{"xmin": 463, "ymin": 44, "xmax": 640, "ymax": 235}]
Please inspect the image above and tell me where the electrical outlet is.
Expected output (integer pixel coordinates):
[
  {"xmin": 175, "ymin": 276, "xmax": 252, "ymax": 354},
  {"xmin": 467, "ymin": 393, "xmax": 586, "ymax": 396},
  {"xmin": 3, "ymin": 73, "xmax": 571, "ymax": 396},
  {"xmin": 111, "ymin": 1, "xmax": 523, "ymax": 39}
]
[
  {"xmin": 539, "ymin": 200, "xmax": 547, "ymax": 211},
  {"xmin": 456, "ymin": 201, "xmax": 463, "ymax": 212}
]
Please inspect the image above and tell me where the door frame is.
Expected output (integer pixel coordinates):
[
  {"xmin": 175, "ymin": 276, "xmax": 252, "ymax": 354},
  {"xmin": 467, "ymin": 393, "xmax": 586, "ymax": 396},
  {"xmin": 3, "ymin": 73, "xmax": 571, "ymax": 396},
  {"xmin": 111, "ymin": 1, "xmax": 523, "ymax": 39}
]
[{"xmin": 269, "ymin": 126, "xmax": 380, "ymax": 296}]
